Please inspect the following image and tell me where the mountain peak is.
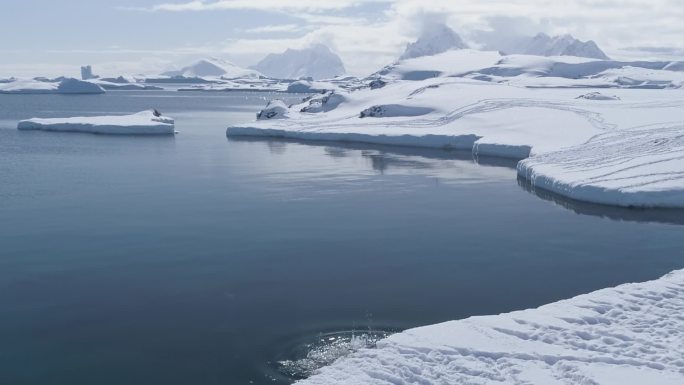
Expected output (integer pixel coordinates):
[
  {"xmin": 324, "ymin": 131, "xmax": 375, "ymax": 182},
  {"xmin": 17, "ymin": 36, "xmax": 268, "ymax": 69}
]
[
  {"xmin": 162, "ymin": 57, "xmax": 260, "ymax": 78},
  {"xmin": 521, "ymin": 33, "xmax": 609, "ymax": 60},
  {"xmin": 251, "ymin": 44, "xmax": 346, "ymax": 80},
  {"xmin": 400, "ymin": 23, "xmax": 468, "ymax": 60}
]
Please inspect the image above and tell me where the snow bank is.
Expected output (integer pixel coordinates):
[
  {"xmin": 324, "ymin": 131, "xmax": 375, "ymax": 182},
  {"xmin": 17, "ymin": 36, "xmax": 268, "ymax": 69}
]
[
  {"xmin": 359, "ymin": 104, "xmax": 433, "ymax": 118},
  {"xmin": 256, "ymin": 100, "xmax": 289, "ymax": 120},
  {"xmin": 299, "ymin": 269, "xmax": 684, "ymax": 385},
  {"xmin": 287, "ymin": 80, "xmax": 336, "ymax": 93},
  {"xmin": 518, "ymin": 124, "xmax": 684, "ymax": 208},
  {"xmin": 576, "ymin": 92, "xmax": 620, "ymax": 101},
  {"xmin": 17, "ymin": 110, "xmax": 175, "ymax": 135},
  {"xmin": 0, "ymin": 78, "xmax": 105, "ymax": 94}
]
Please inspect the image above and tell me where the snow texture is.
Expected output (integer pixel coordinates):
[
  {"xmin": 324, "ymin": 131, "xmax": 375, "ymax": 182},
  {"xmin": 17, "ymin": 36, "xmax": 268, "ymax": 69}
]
[
  {"xmin": 17, "ymin": 110, "xmax": 175, "ymax": 135},
  {"xmin": 518, "ymin": 125, "xmax": 684, "ymax": 208},
  {"xmin": 298, "ymin": 269, "xmax": 684, "ymax": 385},
  {"xmin": 252, "ymin": 44, "xmax": 346, "ymax": 80}
]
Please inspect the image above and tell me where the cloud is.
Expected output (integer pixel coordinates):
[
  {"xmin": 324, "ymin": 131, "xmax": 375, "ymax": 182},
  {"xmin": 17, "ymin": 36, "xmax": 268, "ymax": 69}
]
[
  {"xmin": 240, "ymin": 24, "xmax": 306, "ymax": 34},
  {"xmin": 139, "ymin": 0, "xmax": 386, "ymax": 12}
]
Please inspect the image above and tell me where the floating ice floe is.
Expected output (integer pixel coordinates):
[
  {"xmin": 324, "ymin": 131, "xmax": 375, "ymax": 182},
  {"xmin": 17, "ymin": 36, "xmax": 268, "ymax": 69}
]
[
  {"xmin": 17, "ymin": 110, "xmax": 175, "ymax": 135},
  {"xmin": 0, "ymin": 77, "xmax": 105, "ymax": 94},
  {"xmin": 298, "ymin": 269, "xmax": 684, "ymax": 385},
  {"xmin": 518, "ymin": 125, "xmax": 684, "ymax": 208}
]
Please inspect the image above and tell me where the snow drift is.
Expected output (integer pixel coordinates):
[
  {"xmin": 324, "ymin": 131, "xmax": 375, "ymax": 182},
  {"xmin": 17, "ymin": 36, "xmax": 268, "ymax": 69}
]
[{"xmin": 18, "ymin": 110, "xmax": 175, "ymax": 135}]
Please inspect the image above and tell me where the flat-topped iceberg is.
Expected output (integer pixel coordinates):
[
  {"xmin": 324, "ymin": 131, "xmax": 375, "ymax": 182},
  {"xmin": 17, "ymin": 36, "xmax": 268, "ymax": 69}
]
[
  {"xmin": 18, "ymin": 110, "xmax": 175, "ymax": 135},
  {"xmin": 518, "ymin": 125, "xmax": 684, "ymax": 208},
  {"xmin": 0, "ymin": 78, "xmax": 105, "ymax": 94},
  {"xmin": 298, "ymin": 269, "xmax": 684, "ymax": 385}
]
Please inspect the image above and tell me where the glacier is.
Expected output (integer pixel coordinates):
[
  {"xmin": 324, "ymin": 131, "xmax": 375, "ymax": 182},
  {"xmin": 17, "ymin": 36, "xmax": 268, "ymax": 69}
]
[
  {"xmin": 228, "ymin": 49, "xmax": 684, "ymax": 207},
  {"xmin": 18, "ymin": 110, "xmax": 175, "ymax": 135}
]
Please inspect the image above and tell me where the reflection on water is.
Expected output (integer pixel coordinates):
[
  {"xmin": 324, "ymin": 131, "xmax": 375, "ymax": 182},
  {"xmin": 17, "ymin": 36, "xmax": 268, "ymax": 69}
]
[
  {"xmin": 228, "ymin": 137, "xmax": 517, "ymax": 192},
  {"xmin": 2, "ymin": 92, "xmax": 683, "ymax": 385},
  {"xmin": 518, "ymin": 177, "xmax": 684, "ymax": 226}
]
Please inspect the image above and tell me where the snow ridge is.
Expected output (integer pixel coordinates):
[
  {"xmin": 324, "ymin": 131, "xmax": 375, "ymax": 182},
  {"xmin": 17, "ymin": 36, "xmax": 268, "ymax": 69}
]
[{"xmin": 298, "ymin": 269, "xmax": 684, "ymax": 385}]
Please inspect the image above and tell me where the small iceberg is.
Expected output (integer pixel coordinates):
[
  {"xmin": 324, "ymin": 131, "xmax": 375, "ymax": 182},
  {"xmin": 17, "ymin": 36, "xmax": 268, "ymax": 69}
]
[
  {"xmin": 17, "ymin": 110, "xmax": 175, "ymax": 135},
  {"xmin": 0, "ymin": 78, "xmax": 105, "ymax": 94}
]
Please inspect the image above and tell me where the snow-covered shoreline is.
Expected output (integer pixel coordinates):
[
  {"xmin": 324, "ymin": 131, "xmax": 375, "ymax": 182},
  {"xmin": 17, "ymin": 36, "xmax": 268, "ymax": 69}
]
[
  {"xmin": 228, "ymin": 49, "xmax": 684, "ymax": 208},
  {"xmin": 298, "ymin": 269, "xmax": 684, "ymax": 385},
  {"xmin": 17, "ymin": 110, "xmax": 175, "ymax": 135}
]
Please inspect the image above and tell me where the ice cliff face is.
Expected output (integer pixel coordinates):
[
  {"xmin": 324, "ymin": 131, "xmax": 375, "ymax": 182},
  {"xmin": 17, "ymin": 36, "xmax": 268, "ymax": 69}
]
[
  {"xmin": 163, "ymin": 58, "xmax": 261, "ymax": 79},
  {"xmin": 252, "ymin": 44, "xmax": 346, "ymax": 80},
  {"xmin": 399, "ymin": 23, "xmax": 468, "ymax": 60},
  {"xmin": 517, "ymin": 33, "xmax": 609, "ymax": 60}
]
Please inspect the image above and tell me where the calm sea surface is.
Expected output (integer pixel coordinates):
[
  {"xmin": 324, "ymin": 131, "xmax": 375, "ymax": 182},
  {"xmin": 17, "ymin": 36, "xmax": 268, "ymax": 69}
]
[{"xmin": 1, "ymin": 90, "xmax": 682, "ymax": 385}]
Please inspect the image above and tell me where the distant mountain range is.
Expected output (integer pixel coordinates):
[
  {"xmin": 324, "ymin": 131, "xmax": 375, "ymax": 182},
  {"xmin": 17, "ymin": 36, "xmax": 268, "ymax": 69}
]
[
  {"xmin": 251, "ymin": 44, "xmax": 346, "ymax": 80},
  {"xmin": 162, "ymin": 58, "xmax": 261, "ymax": 78},
  {"xmin": 400, "ymin": 23, "xmax": 609, "ymax": 61},
  {"xmin": 510, "ymin": 33, "xmax": 609, "ymax": 60}
]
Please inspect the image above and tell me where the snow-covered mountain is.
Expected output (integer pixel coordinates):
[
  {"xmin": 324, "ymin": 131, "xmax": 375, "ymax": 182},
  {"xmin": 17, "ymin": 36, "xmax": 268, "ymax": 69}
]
[
  {"xmin": 514, "ymin": 33, "xmax": 609, "ymax": 60},
  {"xmin": 399, "ymin": 23, "xmax": 468, "ymax": 60},
  {"xmin": 251, "ymin": 44, "xmax": 346, "ymax": 80},
  {"xmin": 162, "ymin": 58, "xmax": 261, "ymax": 78}
]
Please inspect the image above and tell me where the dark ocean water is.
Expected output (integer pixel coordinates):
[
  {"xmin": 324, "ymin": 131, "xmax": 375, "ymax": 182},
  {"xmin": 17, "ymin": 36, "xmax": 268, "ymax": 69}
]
[{"xmin": 1, "ymin": 91, "xmax": 682, "ymax": 385}]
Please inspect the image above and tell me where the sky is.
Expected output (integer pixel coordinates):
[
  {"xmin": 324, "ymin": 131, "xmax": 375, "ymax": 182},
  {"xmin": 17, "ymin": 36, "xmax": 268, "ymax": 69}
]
[{"xmin": 1, "ymin": 0, "xmax": 684, "ymax": 78}]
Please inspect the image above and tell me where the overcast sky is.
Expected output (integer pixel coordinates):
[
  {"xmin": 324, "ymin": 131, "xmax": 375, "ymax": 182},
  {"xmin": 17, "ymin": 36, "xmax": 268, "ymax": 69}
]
[{"xmin": 1, "ymin": 0, "xmax": 683, "ymax": 77}]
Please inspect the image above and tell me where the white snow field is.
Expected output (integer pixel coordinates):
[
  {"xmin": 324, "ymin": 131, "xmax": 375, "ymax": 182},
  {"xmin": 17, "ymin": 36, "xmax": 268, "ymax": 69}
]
[
  {"xmin": 17, "ymin": 110, "xmax": 175, "ymax": 135},
  {"xmin": 0, "ymin": 78, "xmax": 105, "ymax": 94},
  {"xmin": 299, "ymin": 269, "xmax": 684, "ymax": 385},
  {"xmin": 228, "ymin": 50, "xmax": 684, "ymax": 207}
]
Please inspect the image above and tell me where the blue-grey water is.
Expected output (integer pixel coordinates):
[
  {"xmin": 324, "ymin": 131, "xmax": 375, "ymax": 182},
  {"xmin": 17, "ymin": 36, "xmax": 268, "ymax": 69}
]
[{"xmin": 1, "ymin": 90, "xmax": 683, "ymax": 385}]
